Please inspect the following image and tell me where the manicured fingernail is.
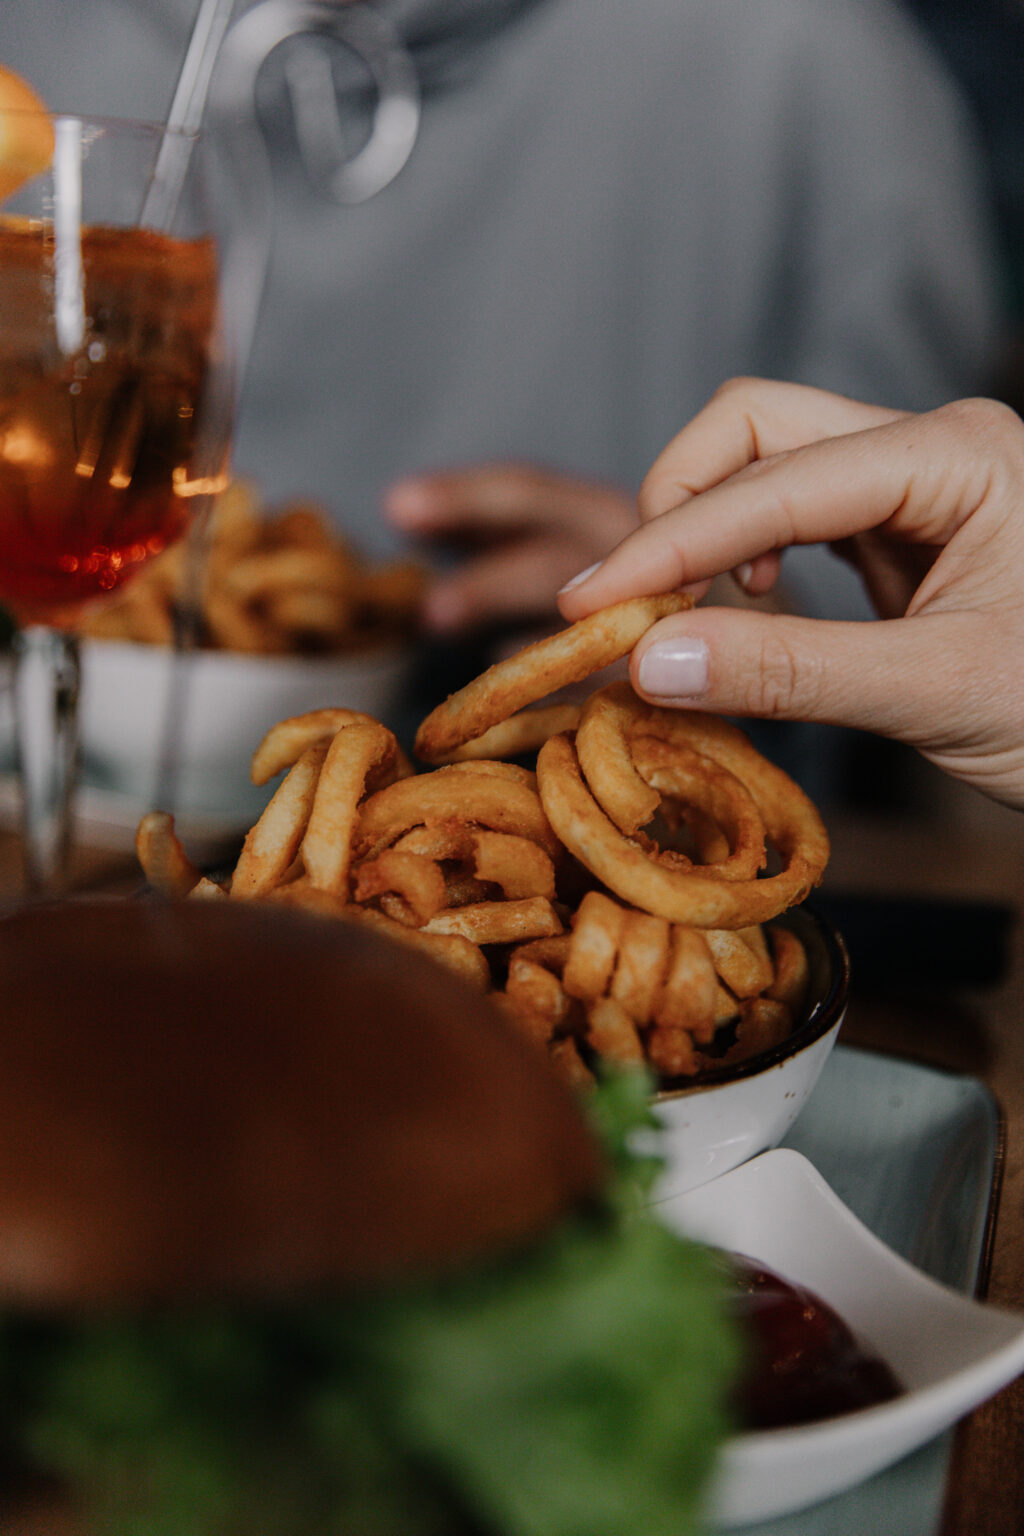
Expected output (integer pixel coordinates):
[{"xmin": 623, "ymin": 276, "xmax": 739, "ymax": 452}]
[
  {"xmin": 637, "ymin": 637, "xmax": 709, "ymax": 700},
  {"xmin": 735, "ymin": 562, "xmax": 754, "ymax": 590},
  {"xmin": 558, "ymin": 561, "xmax": 602, "ymax": 595}
]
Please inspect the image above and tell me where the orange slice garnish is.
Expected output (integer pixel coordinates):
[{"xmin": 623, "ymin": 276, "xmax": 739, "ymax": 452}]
[{"xmin": 0, "ymin": 65, "xmax": 54, "ymax": 203}]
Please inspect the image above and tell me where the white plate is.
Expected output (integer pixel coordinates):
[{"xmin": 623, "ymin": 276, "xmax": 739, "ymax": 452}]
[{"xmin": 654, "ymin": 1149, "xmax": 1024, "ymax": 1527}]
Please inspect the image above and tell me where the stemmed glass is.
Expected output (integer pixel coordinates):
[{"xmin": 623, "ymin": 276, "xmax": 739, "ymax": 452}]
[{"xmin": 0, "ymin": 109, "xmax": 261, "ymax": 892}]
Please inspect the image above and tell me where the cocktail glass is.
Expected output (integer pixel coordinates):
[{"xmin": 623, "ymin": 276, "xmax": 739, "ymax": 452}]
[{"xmin": 0, "ymin": 110, "xmax": 259, "ymax": 892}]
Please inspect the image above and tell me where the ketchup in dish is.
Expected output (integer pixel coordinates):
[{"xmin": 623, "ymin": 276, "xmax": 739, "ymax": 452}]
[{"xmin": 727, "ymin": 1254, "xmax": 903, "ymax": 1430}]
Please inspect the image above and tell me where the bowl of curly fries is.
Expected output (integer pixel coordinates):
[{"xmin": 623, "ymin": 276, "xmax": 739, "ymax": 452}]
[
  {"xmin": 73, "ymin": 482, "xmax": 423, "ymax": 836},
  {"xmin": 135, "ymin": 594, "xmax": 847, "ymax": 1190}
]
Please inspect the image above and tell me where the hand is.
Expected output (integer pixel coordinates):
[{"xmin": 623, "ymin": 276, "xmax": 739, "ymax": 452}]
[
  {"xmin": 557, "ymin": 378, "xmax": 1024, "ymax": 810},
  {"xmin": 384, "ymin": 463, "xmax": 636, "ymax": 635}
]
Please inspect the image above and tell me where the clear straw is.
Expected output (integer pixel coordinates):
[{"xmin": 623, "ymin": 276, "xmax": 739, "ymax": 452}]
[{"xmin": 141, "ymin": 0, "xmax": 238, "ymax": 229}]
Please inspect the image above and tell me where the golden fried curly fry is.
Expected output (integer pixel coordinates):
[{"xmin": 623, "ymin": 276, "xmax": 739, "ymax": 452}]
[
  {"xmin": 438, "ymin": 703, "xmax": 582, "ymax": 764},
  {"xmin": 586, "ymin": 996, "xmax": 646, "ymax": 1067},
  {"xmin": 349, "ymin": 905, "xmax": 491, "ymax": 990},
  {"xmin": 549, "ymin": 1035, "xmax": 596, "ymax": 1090},
  {"xmin": 302, "ymin": 720, "xmax": 397, "ymax": 896},
  {"xmin": 355, "ymin": 769, "xmax": 560, "ymax": 863},
  {"xmin": 766, "ymin": 924, "xmax": 810, "ymax": 1015},
  {"xmin": 653, "ymin": 926, "xmax": 717, "ymax": 1042},
  {"xmin": 250, "ymin": 707, "xmax": 409, "ymax": 787},
  {"xmin": 423, "ymin": 896, "xmax": 564, "ymax": 946},
  {"xmin": 470, "ymin": 830, "xmax": 557, "ymax": 901},
  {"xmin": 353, "ymin": 848, "xmax": 448, "ymax": 925},
  {"xmin": 135, "ymin": 811, "xmax": 200, "ymax": 898},
  {"xmin": 647, "ymin": 1024, "xmax": 699, "ymax": 1079},
  {"xmin": 703, "ymin": 927, "xmax": 775, "ymax": 999},
  {"xmin": 536, "ymin": 724, "xmax": 827, "ymax": 929},
  {"xmin": 728, "ymin": 996, "xmax": 794, "ymax": 1062},
  {"xmin": 231, "ymin": 741, "xmax": 328, "ymax": 899},
  {"xmin": 415, "ymin": 594, "xmax": 693, "ymax": 763},
  {"xmin": 505, "ymin": 954, "xmax": 573, "ymax": 1036},
  {"xmin": 610, "ymin": 910, "xmax": 672, "ymax": 1025},
  {"xmin": 563, "ymin": 890, "xmax": 628, "ymax": 1004}
]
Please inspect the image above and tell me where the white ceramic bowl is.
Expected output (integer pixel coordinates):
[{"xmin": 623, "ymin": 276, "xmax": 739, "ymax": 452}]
[
  {"xmin": 76, "ymin": 637, "xmax": 414, "ymax": 838},
  {"xmin": 661, "ymin": 1149, "xmax": 1024, "ymax": 1525},
  {"xmin": 649, "ymin": 905, "xmax": 849, "ymax": 1198}
]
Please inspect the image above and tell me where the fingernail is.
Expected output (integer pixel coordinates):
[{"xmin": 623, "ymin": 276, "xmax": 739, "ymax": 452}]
[
  {"xmin": 735, "ymin": 562, "xmax": 754, "ymax": 590},
  {"xmin": 637, "ymin": 637, "xmax": 709, "ymax": 701},
  {"xmin": 557, "ymin": 561, "xmax": 602, "ymax": 595}
]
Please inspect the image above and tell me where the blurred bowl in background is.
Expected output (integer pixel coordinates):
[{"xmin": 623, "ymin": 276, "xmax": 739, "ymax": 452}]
[
  {"xmin": 0, "ymin": 638, "xmax": 415, "ymax": 856},
  {"xmin": 649, "ymin": 905, "xmax": 849, "ymax": 1198},
  {"xmin": 80, "ymin": 637, "xmax": 414, "ymax": 827}
]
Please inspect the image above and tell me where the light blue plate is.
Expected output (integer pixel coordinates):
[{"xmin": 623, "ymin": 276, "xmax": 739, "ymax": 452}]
[{"xmin": 708, "ymin": 1042, "xmax": 1001, "ymax": 1536}]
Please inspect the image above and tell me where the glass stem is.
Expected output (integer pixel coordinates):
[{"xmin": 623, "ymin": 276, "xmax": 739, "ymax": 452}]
[
  {"xmin": 13, "ymin": 626, "xmax": 81, "ymax": 894},
  {"xmin": 153, "ymin": 506, "xmax": 209, "ymax": 816}
]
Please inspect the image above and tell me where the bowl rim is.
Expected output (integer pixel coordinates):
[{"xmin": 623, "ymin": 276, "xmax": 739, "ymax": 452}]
[{"xmin": 655, "ymin": 902, "xmax": 850, "ymax": 1099}]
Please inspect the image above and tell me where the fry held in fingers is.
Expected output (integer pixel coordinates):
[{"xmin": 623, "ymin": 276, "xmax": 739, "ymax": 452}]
[
  {"xmin": 414, "ymin": 594, "xmax": 693, "ymax": 763},
  {"xmin": 134, "ymin": 599, "xmax": 827, "ymax": 1087}
]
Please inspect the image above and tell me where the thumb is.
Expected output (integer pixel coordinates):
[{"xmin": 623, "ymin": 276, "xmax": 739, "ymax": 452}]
[{"xmin": 629, "ymin": 606, "xmax": 972, "ymax": 751}]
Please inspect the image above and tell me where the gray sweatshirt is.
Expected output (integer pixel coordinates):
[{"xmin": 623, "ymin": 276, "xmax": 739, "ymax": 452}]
[{"xmin": 3, "ymin": 0, "xmax": 1000, "ymax": 623}]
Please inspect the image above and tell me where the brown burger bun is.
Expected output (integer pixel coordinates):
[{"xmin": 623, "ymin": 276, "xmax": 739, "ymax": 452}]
[{"xmin": 0, "ymin": 899, "xmax": 605, "ymax": 1312}]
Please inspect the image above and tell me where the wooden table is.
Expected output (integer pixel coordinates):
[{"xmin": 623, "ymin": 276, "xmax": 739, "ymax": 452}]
[
  {"xmin": 0, "ymin": 763, "xmax": 1021, "ymax": 1534},
  {"xmin": 820, "ymin": 780, "xmax": 1024, "ymax": 1536}
]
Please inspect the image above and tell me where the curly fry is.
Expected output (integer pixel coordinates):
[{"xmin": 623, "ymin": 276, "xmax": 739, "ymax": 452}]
[
  {"xmin": 586, "ymin": 997, "xmax": 646, "ymax": 1067},
  {"xmin": 251, "ymin": 707, "xmax": 409, "ymax": 786},
  {"xmin": 766, "ymin": 924, "xmax": 810, "ymax": 1014},
  {"xmin": 353, "ymin": 849, "xmax": 448, "ymax": 925},
  {"xmin": 424, "ymin": 897, "xmax": 563, "ymax": 946},
  {"xmin": 438, "ymin": 703, "xmax": 582, "ymax": 764},
  {"xmin": 355, "ymin": 769, "xmax": 560, "ymax": 862},
  {"xmin": 231, "ymin": 742, "xmax": 328, "ymax": 898},
  {"xmin": 563, "ymin": 891, "xmax": 629, "ymax": 1004},
  {"xmin": 302, "ymin": 721, "xmax": 397, "ymax": 896},
  {"xmin": 470, "ymin": 830, "xmax": 557, "ymax": 901},
  {"xmin": 135, "ymin": 811, "xmax": 200, "ymax": 898},
  {"xmin": 536, "ymin": 725, "xmax": 827, "ymax": 929},
  {"xmin": 610, "ymin": 910, "xmax": 672, "ymax": 1025},
  {"xmin": 415, "ymin": 594, "xmax": 693, "ymax": 763},
  {"xmin": 654, "ymin": 926, "xmax": 717, "ymax": 1041}
]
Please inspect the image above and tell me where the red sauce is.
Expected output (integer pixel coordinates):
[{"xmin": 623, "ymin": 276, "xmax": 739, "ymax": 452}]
[{"xmin": 727, "ymin": 1254, "xmax": 903, "ymax": 1430}]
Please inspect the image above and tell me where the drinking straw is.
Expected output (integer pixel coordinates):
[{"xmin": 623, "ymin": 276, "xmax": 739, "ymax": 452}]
[{"xmin": 142, "ymin": 0, "xmax": 239, "ymax": 229}]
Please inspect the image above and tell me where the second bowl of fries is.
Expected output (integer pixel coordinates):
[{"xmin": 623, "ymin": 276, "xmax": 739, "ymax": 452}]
[{"xmin": 73, "ymin": 483, "xmax": 423, "ymax": 838}]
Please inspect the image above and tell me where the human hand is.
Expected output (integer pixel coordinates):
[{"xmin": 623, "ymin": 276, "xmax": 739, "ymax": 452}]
[
  {"xmin": 384, "ymin": 464, "xmax": 636, "ymax": 635},
  {"xmin": 557, "ymin": 379, "xmax": 1024, "ymax": 810}
]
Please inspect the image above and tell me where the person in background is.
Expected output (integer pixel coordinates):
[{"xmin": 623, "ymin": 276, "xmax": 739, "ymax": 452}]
[
  {"xmin": 557, "ymin": 377, "xmax": 1024, "ymax": 814},
  {"xmin": 903, "ymin": 0, "xmax": 1024, "ymax": 410},
  {"xmin": 3, "ymin": 0, "xmax": 1000, "ymax": 650}
]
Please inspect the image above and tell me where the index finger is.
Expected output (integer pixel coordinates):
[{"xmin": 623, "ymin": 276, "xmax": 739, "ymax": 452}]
[
  {"xmin": 559, "ymin": 406, "xmax": 980, "ymax": 618},
  {"xmin": 639, "ymin": 377, "xmax": 905, "ymax": 521}
]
